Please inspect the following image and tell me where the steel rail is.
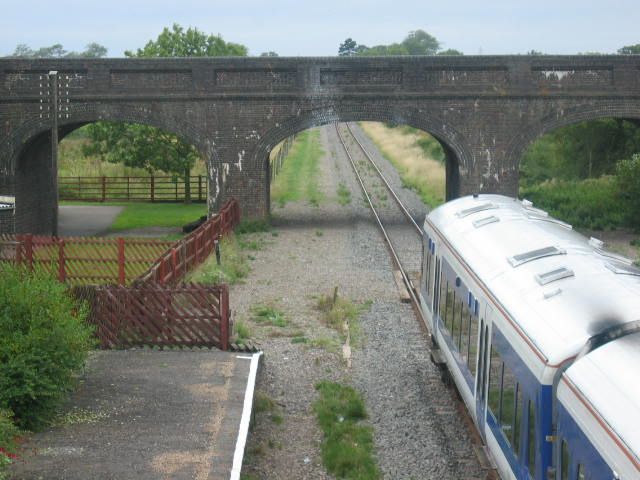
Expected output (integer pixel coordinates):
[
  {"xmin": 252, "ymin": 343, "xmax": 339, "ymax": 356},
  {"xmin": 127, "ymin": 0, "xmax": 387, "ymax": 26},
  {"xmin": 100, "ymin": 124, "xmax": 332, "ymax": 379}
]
[
  {"xmin": 334, "ymin": 122, "xmax": 431, "ymax": 335},
  {"xmin": 335, "ymin": 121, "xmax": 497, "ymax": 479},
  {"xmin": 344, "ymin": 122, "xmax": 423, "ymax": 235}
]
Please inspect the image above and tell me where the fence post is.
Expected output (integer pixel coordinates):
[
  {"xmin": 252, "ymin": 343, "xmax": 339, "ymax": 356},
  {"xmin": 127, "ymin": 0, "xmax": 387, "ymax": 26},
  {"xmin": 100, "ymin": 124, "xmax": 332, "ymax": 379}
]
[
  {"xmin": 171, "ymin": 248, "xmax": 178, "ymax": 283},
  {"xmin": 58, "ymin": 239, "xmax": 66, "ymax": 282},
  {"xmin": 101, "ymin": 176, "xmax": 106, "ymax": 202},
  {"xmin": 220, "ymin": 285, "xmax": 229, "ymax": 351},
  {"xmin": 25, "ymin": 234, "xmax": 33, "ymax": 270},
  {"xmin": 150, "ymin": 175, "xmax": 155, "ymax": 203},
  {"xmin": 118, "ymin": 238, "xmax": 126, "ymax": 285}
]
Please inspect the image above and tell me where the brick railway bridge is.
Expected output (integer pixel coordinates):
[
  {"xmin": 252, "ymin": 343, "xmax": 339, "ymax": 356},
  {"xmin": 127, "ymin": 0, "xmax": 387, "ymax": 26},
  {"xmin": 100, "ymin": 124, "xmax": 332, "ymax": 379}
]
[{"xmin": 2, "ymin": 55, "xmax": 640, "ymax": 234}]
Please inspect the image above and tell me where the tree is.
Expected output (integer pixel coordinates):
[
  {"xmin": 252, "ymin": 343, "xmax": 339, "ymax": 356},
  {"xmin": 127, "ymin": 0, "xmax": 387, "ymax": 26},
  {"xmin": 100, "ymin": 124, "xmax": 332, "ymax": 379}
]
[
  {"xmin": 338, "ymin": 38, "xmax": 359, "ymax": 56},
  {"xmin": 402, "ymin": 30, "xmax": 440, "ymax": 55},
  {"xmin": 84, "ymin": 24, "xmax": 248, "ymax": 202},
  {"xmin": 618, "ymin": 44, "xmax": 640, "ymax": 54},
  {"xmin": 9, "ymin": 43, "xmax": 108, "ymax": 58},
  {"xmin": 348, "ymin": 29, "xmax": 458, "ymax": 57},
  {"xmin": 437, "ymin": 48, "xmax": 464, "ymax": 56}
]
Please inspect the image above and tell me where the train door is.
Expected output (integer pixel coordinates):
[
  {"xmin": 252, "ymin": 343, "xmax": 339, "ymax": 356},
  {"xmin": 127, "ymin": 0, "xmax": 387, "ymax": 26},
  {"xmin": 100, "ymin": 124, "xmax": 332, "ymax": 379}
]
[{"xmin": 475, "ymin": 305, "xmax": 493, "ymax": 437}]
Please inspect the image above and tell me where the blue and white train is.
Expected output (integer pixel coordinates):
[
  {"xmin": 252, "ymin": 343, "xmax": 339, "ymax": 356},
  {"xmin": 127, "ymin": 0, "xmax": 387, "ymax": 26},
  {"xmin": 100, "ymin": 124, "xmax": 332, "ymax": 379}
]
[{"xmin": 418, "ymin": 194, "xmax": 640, "ymax": 480}]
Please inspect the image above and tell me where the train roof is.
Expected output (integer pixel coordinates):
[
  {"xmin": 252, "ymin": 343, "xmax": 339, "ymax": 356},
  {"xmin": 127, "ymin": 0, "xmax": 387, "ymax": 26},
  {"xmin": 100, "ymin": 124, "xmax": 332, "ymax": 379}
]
[
  {"xmin": 424, "ymin": 194, "xmax": 640, "ymax": 367},
  {"xmin": 558, "ymin": 331, "xmax": 640, "ymax": 473}
]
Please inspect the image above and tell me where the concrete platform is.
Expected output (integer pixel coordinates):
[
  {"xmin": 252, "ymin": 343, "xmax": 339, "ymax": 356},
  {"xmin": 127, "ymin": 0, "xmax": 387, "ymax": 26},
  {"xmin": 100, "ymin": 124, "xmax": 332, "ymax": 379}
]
[{"xmin": 9, "ymin": 350, "xmax": 262, "ymax": 480}]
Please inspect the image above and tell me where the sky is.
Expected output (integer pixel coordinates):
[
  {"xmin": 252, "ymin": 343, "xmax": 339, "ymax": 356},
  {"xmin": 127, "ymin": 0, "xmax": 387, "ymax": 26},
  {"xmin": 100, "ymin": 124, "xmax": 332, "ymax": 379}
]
[{"xmin": 1, "ymin": 0, "xmax": 639, "ymax": 57}]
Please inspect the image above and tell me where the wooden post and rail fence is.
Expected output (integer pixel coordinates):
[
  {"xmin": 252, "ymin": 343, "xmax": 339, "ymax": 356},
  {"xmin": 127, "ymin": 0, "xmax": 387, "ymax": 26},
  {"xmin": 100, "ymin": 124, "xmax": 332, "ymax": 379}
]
[
  {"xmin": 0, "ymin": 198, "xmax": 241, "ymax": 351},
  {"xmin": 58, "ymin": 175, "xmax": 208, "ymax": 203}
]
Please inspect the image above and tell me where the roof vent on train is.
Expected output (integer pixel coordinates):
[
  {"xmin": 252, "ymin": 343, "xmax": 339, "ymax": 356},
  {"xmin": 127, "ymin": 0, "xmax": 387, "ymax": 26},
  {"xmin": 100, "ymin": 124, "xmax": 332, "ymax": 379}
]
[
  {"xmin": 605, "ymin": 262, "xmax": 640, "ymax": 277},
  {"xmin": 526, "ymin": 213, "xmax": 573, "ymax": 230},
  {"xmin": 508, "ymin": 246, "xmax": 566, "ymax": 267},
  {"xmin": 472, "ymin": 215, "xmax": 500, "ymax": 228},
  {"xmin": 456, "ymin": 203, "xmax": 497, "ymax": 218},
  {"xmin": 535, "ymin": 267, "xmax": 575, "ymax": 286},
  {"xmin": 520, "ymin": 198, "xmax": 548, "ymax": 216}
]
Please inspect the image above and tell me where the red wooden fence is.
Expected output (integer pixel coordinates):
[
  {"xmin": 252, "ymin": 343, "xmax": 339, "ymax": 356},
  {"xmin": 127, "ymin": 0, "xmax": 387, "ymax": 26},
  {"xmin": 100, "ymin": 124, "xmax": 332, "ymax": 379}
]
[
  {"xmin": 59, "ymin": 175, "xmax": 208, "ymax": 203},
  {"xmin": 137, "ymin": 198, "xmax": 241, "ymax": 285},
  {"xmin": 5, "ymin": 235, "xmax": 172, "ymax": 286},
  {"xmin": 77, "ymin": 283, "xmax": 229, "ymax": 350}
]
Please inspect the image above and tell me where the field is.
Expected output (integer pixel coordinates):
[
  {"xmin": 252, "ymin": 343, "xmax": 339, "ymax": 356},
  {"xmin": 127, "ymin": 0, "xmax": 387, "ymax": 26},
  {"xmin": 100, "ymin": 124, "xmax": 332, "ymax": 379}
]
[{"xmin": 358, "ymin": 122, "xmax": 445, "ymax": 207}]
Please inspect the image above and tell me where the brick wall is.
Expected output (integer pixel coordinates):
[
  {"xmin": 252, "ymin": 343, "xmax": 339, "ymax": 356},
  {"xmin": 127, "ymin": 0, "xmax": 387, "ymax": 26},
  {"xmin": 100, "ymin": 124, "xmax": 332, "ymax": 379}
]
[{"xmin": 1, "ymin": 55, "xmax": 640, "ymax": 232}]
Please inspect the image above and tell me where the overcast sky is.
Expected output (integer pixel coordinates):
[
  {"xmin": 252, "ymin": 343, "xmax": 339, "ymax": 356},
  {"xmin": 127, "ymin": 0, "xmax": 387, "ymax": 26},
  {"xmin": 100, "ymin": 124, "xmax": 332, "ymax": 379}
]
[{"xmin": 2, "ymin": 0, "xmax": 639, "ymax": 57}]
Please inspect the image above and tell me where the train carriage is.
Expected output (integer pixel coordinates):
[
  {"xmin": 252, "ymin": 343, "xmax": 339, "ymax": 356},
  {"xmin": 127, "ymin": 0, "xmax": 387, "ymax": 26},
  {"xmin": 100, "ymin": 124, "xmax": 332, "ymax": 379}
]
[{"xmin": 418, "ymin": 194, "xmax": 640, "ymax": 480}]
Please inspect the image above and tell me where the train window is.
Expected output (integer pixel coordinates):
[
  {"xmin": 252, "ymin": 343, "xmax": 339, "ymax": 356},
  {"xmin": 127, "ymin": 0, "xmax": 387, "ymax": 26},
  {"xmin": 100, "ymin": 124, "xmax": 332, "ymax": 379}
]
[
  {"xmin": 514, "ymin": 384, "xmax": 523, "ymax": 458},
  {"xmin": 433, "ymin": 259, "xmax": 441, "ymax": 313},
  {"xmin": 439, "ymin": 275, "xmax": 448, "ymax": 325},
  {"xmin": 576, "ymin": 464, "xmax": 585, "ymax": 480},
  {"xmin": 447, "ymin": 290, "xmax": 457, "ymax": 333},
  {"xmin": 561, "ymin": 439, "xmax": 570, "ymax": 480},
  {"xmin": 500, "ymin": 363, "xmax": 517, "ymax": 446},
  {"xmin": 458, "ymin": 300, "xmax": 470, "ymax": 355},
  {"xmin": 527, "ymin": 400, "xmax": 536, "ymax": 477},
  {"xmin": 468, "ymin": 309, "xmax": 479, "ymax": 376},
  {"xmin": 488, "ymin": 345, "xmax": 503, "ymax": 419}
]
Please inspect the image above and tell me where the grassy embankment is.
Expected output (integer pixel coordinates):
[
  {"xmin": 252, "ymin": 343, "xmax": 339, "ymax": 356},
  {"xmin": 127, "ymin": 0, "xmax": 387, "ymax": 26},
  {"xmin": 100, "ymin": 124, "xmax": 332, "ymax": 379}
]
[
  {"xmin": 358, "ymin": 122, "xmax": 445, "ymax": 208},
  {"xmin": 270, "ymin": 129, "xmax": 324, "ymax": 207}
]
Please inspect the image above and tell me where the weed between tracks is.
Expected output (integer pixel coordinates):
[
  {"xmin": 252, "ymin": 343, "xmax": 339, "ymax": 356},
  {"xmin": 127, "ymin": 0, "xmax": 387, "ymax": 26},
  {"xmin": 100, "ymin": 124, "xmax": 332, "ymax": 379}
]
[
  {"xmin": 314, "ymin": 381, "xmax": 380, "ymax": 480},
  {"xmin": 315, "ymin": 289, "xmax": 371, "ymax": 348}
]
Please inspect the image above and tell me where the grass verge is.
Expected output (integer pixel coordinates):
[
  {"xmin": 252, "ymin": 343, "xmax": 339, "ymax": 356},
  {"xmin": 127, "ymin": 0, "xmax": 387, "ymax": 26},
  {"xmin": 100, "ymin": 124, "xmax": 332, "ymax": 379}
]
[
  {"xmin": 271, "ymin": 129, "xmax": 324, "ymax": 207},
  {"xmin": 314, "ymin": 381, "xmax": 380, "ymax": 480},
  {"xmin": 337, "ymin": 182, "xmax": 352, "ymax": 205},
  {"xmin": 359, "ymin": 122, "xmax": 445, "ymax": 208},
  {"xmin": 188, "ymin": 234, "xmax": 249, "ymax": 284}
]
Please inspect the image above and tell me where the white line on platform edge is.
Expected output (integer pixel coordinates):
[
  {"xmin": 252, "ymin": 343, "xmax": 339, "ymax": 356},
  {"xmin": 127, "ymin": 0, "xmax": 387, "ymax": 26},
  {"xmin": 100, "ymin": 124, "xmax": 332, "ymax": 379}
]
[{"xmin": 230, "ymin": 351, "xmax": 263, "ymax": 480}]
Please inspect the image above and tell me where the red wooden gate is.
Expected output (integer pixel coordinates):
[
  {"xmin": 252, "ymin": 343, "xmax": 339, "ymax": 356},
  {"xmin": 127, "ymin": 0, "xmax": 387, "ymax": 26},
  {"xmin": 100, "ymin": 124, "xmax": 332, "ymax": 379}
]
[{"xmin": 80, "ymin": 283, "xmax": 230, "ymax": 350}]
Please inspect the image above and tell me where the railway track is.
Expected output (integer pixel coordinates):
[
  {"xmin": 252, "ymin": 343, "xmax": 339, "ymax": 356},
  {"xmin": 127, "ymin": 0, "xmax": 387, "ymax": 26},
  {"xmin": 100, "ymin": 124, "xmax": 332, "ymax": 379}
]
[
  {"xmin": 334, "ymin": 121, "xmax": 497, "ymax": 479},
  {"xmin": 334, "ymin": 122, "xmax": 430, "ymax": 333}
]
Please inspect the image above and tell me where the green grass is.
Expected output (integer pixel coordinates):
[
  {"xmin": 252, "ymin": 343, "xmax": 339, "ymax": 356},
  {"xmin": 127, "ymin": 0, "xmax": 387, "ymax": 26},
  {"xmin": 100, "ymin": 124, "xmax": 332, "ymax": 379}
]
[
  {"xmin": 316, "ymin": 289, "xmax": 371, "ymax": 347},
  {"xmin": 188, "ymin": 234, "xmax": 249, "ymax": 284},
  {"xmin": 271, "ymin": 129, "xmax": 324, "ymax": 207},
  {"xmin": 520, "ymin": 176, "xmax": 627, "ymax": 230},
  {"xmin": 109, "ymin": 202, "xmax": 207, "ymax": 231},
  {"xmin": 234, "ymin": 321, "xmax": 252, "ymax": 346},
  {"xmin": 314, "ymin": 381, "xmax": 380, "ymax": 480},
  {"xmin": 337, "ymin": 182, "xmax": 352, "ymax": 205},
  {"xmin": 61, "ymin": 201, "xmax": 207, "ymax": 232},
  {"xmin": 251, "ymin": 305, "xmax": 287, "ymax": 327}
]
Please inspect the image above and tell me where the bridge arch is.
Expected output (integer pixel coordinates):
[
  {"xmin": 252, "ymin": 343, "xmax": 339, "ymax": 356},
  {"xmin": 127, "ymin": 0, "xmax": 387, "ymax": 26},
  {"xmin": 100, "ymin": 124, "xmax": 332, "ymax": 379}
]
[
  {"xmin": 251, "ymin": 104, "xmax": 472, "ymax": 209},
  {"xmin": 506, "ymin": 102, "xmax": 640, "ymax": 172},
  {"xmin": 6, "ymin": 105, "xmax": 214, "ymax": 234}
]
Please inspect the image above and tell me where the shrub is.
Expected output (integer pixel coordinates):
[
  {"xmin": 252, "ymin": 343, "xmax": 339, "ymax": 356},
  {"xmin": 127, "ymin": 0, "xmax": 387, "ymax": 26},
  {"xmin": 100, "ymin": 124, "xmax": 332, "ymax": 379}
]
[
  {"xmin": 0, "ymin": 409, "xmax": 19, "ymax": 475},
  {"xmin": 519, "ymin": 176, "xmax": 627, "ymax": 230},
  {"xmin": 616, "ymin": 154, "xmax": 640, "ymax": 229},
  {"xmin": 0, "ymin": 265, "xmax": 93, "ymax": 430}
]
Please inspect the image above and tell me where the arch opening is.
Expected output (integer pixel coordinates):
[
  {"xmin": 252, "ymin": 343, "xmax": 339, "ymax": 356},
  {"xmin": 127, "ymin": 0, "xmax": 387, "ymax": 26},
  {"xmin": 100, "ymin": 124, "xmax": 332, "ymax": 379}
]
[
  {"xmin": 263, "ymin": 120, "xmax": 456, "ymax": 222},
  {"xmin": 11, "ymin": 117, "xmax": 209, "ymax": 236},
  {"xmin": 254, "ymin": 109, "xmax": 468, "ymax": 219},
  {"xmin": 518, "ymin": 115, "xmax": 640, "ymax": 258}
]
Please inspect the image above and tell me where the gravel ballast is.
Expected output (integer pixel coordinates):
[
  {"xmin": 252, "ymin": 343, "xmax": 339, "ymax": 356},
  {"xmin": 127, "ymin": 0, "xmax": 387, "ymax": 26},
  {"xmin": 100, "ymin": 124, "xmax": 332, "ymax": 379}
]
[{"xmin": 236, "ymin": 124, "xmax": 488, "ymax": 479}]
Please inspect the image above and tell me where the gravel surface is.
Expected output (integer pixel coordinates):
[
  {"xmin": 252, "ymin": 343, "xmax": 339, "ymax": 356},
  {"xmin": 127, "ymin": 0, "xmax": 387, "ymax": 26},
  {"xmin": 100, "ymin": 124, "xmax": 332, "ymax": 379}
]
[{"xmin": 238, "ymin": 124, "xmax": 488, "ymax": 479}]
